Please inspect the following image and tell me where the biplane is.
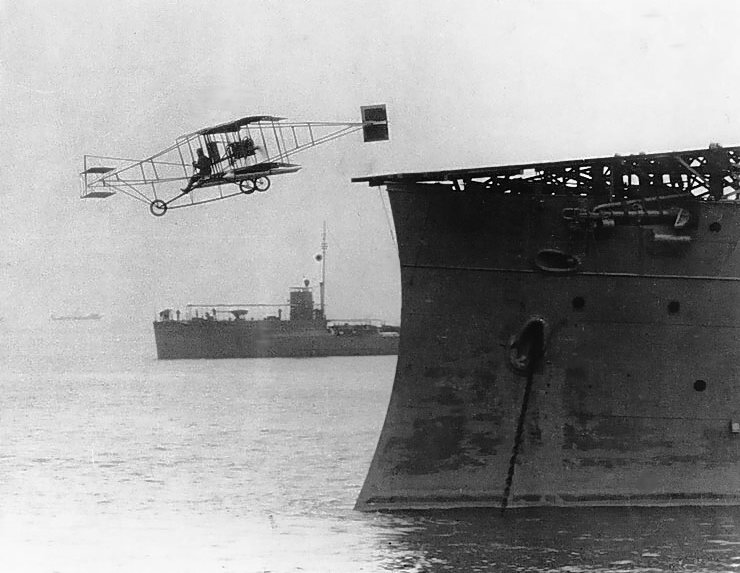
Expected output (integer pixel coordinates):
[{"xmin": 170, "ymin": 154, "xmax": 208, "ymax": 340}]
[{"xmin": 81, "ymin": 106, "xmax": 389, "ymax": 216}]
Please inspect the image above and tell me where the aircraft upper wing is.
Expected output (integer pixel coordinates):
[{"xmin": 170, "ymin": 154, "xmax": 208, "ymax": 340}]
[{"xmin": 196, "ymin": 115, "xmax": 286, "ymax": 136}]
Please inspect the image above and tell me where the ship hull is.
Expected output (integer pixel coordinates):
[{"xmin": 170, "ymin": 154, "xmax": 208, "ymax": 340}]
[
  {"xmin": 356, "ymin": 182, "xmax": 740, "ymax": 510},
  {"xmin": 153, "ymin": 320, "xmax": 398, "ymax": 359}
]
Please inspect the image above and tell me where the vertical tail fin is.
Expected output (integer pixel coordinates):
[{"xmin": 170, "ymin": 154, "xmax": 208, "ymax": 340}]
[{"xmin": 360, "ymin": 105, "xmax": 389, "ymax": 142}]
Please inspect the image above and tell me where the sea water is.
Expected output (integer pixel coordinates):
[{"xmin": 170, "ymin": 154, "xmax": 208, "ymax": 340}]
[{"xmin": 1, "ymin": 321, "xmax": 739, "ymax": 573}]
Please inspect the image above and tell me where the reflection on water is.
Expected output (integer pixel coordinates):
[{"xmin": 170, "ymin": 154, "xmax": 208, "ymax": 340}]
[
  {"xmin": 371, "ymin": 507, "xmax": 740, "ymax": 572},
  {"xmin": 0, "ymin": 323, "xmax": 739, "ymax": 572}
]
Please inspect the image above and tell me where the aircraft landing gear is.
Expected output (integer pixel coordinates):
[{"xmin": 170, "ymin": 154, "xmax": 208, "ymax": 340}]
[
  {"xmin": 255, "ymin": 176, "xmax": 271, "ymax": 192},
  {"xmin": 239, "ymin": 180, "xmax": 255, "ymax": 195},
  {"xmin": 240, "ymin": 176, "xmax": 270, "ymax": 194},
  {"xmin": 149, "ymin": 199, "xmax": 168, "ymax": 217}
]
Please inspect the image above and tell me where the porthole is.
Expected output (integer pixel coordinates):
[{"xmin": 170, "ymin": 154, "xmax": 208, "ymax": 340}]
[
  {"xmin": 667, "ymin": 301, "xmax": 680, "ymax": 314},
  {"xmin": 572, "ymin": 296, "xmax": 585, "ymax": 311},
  {"xmin": 694, "ymin": 379, "xmax": 707, "ymax": 392},
  {"xmin": 534, "ymin": 249, "xmax": 579, "ymax": 274},
  {"xmin": 709, "ymin": 222, "xmax": 722, "ymax": 233}
]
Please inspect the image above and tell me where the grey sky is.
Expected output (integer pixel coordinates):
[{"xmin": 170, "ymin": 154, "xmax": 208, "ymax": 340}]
[{"xmin": 2, "ymin": 0, "xmax": 740, "ymax": 326}]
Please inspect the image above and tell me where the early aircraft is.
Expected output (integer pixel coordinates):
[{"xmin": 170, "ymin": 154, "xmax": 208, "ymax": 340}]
[{"xmin": 81, "ymin": 106, "xmax": 388, "ymax": 216}]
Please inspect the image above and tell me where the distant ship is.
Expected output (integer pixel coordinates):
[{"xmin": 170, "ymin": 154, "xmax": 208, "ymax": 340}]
[
  {"xmin": 51, "ymin": 313, "xmax": 102, "ymax": 321},
  {"xmin": 153, "ymin": 228, "xmax": 399, "ymax": 359}
]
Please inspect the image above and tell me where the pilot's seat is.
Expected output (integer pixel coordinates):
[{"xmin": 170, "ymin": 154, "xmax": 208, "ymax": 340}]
[{"xmin": 205, "ymin": 141, "xmax": 221, "ymax": 167}]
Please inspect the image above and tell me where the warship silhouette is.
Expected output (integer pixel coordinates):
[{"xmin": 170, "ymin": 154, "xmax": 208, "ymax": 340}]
[{"xmin": 154, "ymin": 228, "xmax": 399, "ymax": 359}]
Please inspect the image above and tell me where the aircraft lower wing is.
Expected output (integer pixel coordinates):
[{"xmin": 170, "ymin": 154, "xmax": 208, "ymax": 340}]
[{"xmin": 231, "ymin": 162, "xmax": 302, "ymax": 178}]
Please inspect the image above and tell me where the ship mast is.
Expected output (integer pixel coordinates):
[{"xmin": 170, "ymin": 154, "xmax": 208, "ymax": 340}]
[{"xmin": 320, "ymin": 222, "xmax": 327, "ymax": 319}]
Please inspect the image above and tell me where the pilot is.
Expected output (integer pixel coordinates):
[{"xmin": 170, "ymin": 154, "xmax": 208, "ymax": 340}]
[{"xmin": 182, "ymin": 148, "xmax": 211, "ymax": 193}]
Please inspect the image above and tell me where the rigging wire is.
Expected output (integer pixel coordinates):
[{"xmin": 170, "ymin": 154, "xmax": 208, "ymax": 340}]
[{"xmin": 377, "ymin": 187, "xmax": 397, "ymax": 247}]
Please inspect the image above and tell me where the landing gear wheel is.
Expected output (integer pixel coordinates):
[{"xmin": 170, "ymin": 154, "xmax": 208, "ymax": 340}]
[
  {"xmin": 255, "ymin": 176, "xmax": 271, "ymax": 192},
  {"xmin": 239, "ymin": 179, "xmax": 255, "ymax": 194},
  {"xmin": 149, "ymin": 199, "xmax": 167, "ymax": 217}
]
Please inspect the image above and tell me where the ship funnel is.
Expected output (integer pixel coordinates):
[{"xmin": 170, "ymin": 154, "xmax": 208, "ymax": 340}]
[{"xmin": 290, "ymin": 283, "xmax": 315, "ymax": 321}]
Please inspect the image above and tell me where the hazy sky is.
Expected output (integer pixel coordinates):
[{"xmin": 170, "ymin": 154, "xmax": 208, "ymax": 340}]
[{"xmin": 3, "ymin": 0, "xmax": 740, "ymax": 326}]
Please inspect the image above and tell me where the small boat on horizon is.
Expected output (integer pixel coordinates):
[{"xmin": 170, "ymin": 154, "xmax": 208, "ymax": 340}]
[{"xmin": 50, "ymin": 313, "xmax": 103, "ymax": 321}]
